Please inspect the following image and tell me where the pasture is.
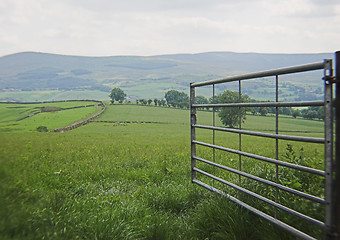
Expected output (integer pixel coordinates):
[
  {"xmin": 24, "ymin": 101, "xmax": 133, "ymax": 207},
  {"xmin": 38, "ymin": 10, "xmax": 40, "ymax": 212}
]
[
  {"xmin": 0, "ymin": 102, "xmax": 325, "ymax": 239},
  {"xmin": 0, "ymin": 101, "xmax": 103, "ymax": 132}
]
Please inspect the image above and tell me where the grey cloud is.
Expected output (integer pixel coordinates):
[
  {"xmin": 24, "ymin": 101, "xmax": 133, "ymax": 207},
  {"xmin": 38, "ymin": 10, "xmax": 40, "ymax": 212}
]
[
  {"xmin": 0, "ymin": 0, "xmax": 339, "ymax": 57},
  {"xmin": 66, "ymin": 0, "xmax": 257, "ymax": 13},
  {"xmin": 309, "ymin": 0, "xmax": 340, "ymax": 5}
]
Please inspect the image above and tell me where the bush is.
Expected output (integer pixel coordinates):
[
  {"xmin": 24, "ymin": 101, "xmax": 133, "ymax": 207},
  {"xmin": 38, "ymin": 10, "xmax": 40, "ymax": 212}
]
[{"xmin": 36, "ymin": 126, "xmax": 48, "ymax": 132}]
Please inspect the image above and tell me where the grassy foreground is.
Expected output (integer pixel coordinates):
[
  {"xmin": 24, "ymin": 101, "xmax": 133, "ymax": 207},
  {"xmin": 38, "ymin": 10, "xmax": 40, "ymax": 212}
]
[{"xmin": 0, "ymin": 103, "xmax": 325, "ymax": 239}]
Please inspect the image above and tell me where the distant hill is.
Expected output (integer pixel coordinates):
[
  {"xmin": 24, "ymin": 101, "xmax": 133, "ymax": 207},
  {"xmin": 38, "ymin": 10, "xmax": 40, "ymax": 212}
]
[{"xmin": 0, "ymin": 51, "xmax": 333, "ymax": 102}]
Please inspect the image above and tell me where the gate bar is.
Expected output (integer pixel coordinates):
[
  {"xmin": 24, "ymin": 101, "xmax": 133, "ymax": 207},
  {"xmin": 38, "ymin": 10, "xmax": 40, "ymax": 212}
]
[
  {"xmin": 193, "ymin": 100, "xmax": 324, "ymax": 108},
  {"xmin": 191, "ymin": 61, "xmax": 325, "ymax": 87},
  {"xmin": 192, "ymin": 179, "xmax": 318, "ymax": 240},
  {"xmin": 193, "ymin": 140, "xmax": 326, "ymax": 176},
  {"xmin": 194, "ymin": 124, "xmax": 324, "ymax": 143},
  {"xmin": 194, "ymin": 156, "xmax": 325, "ymax": 204},
  {"xmin": 190, "ymin": 56, "xmax": 337, "ymax": 239},
  {"xmin": 194, "ymin": 167, "xmax": 325, "ymax": 227}
]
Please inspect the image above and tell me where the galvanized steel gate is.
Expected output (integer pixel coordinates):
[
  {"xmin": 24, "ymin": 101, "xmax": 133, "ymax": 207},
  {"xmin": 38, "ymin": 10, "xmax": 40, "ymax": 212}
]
[{"xmin": 190, "ymin": 52, "xmax": 339, "ymax": 240}]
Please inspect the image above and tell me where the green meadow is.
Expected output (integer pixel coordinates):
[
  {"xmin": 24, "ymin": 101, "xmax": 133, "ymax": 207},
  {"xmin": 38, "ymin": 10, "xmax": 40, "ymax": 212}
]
[
  {"xmin": 0, "ymin": 102, "xmax": 326, "ymax": 239},
  {"xmin": 0, "ymin": 101, "xmax": 103, "ymax": 132}
]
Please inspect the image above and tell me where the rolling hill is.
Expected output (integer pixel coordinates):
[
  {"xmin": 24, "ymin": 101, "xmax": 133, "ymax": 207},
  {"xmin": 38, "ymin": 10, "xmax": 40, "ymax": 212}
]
[{"xmin": 0, "ymin": 51, "xmax": 333, "ymax": 102}]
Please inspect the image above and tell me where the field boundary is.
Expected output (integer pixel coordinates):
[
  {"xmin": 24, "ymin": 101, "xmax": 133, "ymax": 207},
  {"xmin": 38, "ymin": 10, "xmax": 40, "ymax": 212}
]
[
  {"xmin": 14, "ymin": 104, "xmax": 98, "ymax": 121},
  {"xmin": 91, "ymin": 120, "xmax": 166, "ymax": 124},
  {"xmin": 0, "ymin": 99, "xmax": 103, "ymax": 104},
  {"xmin": 51, "ymin": 101, "xmax": 106, "ymax": 132}
]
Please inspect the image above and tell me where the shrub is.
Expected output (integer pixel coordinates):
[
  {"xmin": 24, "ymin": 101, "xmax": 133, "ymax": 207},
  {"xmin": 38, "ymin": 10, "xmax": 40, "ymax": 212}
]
[{"xmin": 36, "ymin": 126, "xmax": 48, "ymax": 132}]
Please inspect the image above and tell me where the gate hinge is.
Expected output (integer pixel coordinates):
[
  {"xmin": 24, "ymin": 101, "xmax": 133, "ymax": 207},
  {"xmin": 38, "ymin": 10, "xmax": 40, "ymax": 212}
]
[{"xmin": 323, "ymin": 76, "xmax": 339, "ymax": 84}]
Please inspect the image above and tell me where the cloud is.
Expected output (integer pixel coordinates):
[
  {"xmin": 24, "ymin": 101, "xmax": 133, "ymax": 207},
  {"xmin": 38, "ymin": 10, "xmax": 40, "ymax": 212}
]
[
  {"xmin": 0, "ymin": 0, "xmax": 339, "ymax": 57},
  {"xmin": 66, "ymin": 0, "xmax": 232, "ymax": 13}
]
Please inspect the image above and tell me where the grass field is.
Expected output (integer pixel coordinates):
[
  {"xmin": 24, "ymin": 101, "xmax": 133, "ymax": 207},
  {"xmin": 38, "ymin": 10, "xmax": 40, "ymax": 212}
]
[
  {"xmin": 0, "ymin": 101, "xmax": 102, "ymax": 132},
  {"xmin": 0, "ymin": 103, "xmax": 326, "ymax": 239}
]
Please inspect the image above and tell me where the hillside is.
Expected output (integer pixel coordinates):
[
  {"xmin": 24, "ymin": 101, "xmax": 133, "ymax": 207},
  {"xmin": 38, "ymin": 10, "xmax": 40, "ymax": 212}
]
[{"xmin": 0, "ymin": 51, "xmax": 333, "ymax": 102}]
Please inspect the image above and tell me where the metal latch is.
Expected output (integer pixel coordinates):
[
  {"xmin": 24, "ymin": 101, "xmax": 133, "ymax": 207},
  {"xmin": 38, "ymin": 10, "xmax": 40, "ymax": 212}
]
[{"xmin": 323, "ymin": 76, "xmax": 339, "ymax": 84}]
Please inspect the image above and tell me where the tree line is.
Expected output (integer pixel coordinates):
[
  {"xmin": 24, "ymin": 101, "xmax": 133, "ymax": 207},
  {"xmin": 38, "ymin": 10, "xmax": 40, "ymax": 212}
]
[
  {"xmin": 109, "ymin": 88, "xmax": 190, "ymax": 109},
  {"xmin": 109, "ymin": 87, "xmax": 325, "ymax": 128}
]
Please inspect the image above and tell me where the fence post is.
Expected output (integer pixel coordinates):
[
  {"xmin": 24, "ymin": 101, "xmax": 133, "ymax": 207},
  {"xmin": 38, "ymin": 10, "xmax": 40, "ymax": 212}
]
[
  {"xmin": 190, "ymin": 83, "xmax": 197, "ymax": 182},
  {"xmin": 324, "ymin": 59, "xmax": 334, "ymax": 240},
  {"xmin": 333, "ymin": 51, "xmax": 340, "ymax": 240}
]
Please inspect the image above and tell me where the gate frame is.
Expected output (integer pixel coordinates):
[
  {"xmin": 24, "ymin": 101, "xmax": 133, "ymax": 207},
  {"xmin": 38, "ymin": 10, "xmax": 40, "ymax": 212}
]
[{"xmin": 190, "ymin": 52, "xmax": 339, "ymax": 240}]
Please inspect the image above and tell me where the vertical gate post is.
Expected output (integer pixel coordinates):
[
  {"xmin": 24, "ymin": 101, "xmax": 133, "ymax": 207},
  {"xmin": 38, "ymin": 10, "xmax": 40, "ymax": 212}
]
[
  {"xmin": 213, "ymin": 84, "xmax": 216, "ymax": 187},
  {"xmin": 321, "ymin": 52, "xmax": 340, "ymax": 240},
  {"xmin": 275, "ymin": 75, "xmax": 279, "ymax": 218},
  {"xmin": 190, "ymin": 83, "xmax": 196, "ymax": 182},
  {"xmin": 333, "ymin": 51, "xmax": 340, "ymax": 240},
  {"xmin": 324, "ymin": 59, "xmax": 334, "ymax": 240}
]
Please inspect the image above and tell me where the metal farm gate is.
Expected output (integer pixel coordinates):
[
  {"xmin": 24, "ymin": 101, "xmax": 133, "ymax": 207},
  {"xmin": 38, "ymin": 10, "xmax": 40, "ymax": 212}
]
[{"xmin": 190, "ymin": 52, "xmax": 339, "ymax": 240}]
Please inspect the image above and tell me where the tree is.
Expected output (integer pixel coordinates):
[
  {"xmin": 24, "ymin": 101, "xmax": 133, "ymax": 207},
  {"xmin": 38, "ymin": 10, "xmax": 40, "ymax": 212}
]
[
  {"xmin": 164, "ymin": 90, "xmax": 189, "ymax": 108},
  {"xmin": 249, "ymin": 99, "xmax": 257, "ymax": 115},
  {"xmin": 310, "ymin": 106, "xmax": 324, "ymax": 120},
  {"xmin": 195, "ymin": 95, "xmax": 208, "ymax": 110},
  {"xmin": 259, "ymin": 107, "xmax": 268, "ymax": 116},
  {"xmin": 280, "ymin": 107, "xmax": 292, "ymax": 116},
  {"xmin": 301, "ymin": 107, "xmax": 324, "ymax": 120},
  {"xmin": 306, "ymin": 110, "xmax": 318, "ymax": 120},
  {"xmin": 317, "ymin": 107, "xmax": 324, "ymax": 120},
  {"xmin": 217, "ymin": 90, "xmax": 250, "ymax": 128},
  {"xmin": 147, "ymin": 99, "xmax": 152, "ymax": 105},
  {"xmin": 140, "ymin": 99, "xmax": 147, "ymax": 105},
  {"xmin": 109, "ymin": 88, "xmax": 126, "ymax": 104},
  {"xmin": 292, "ymin": 109, "xmax": 301, "ymax": 118},
  {"xmin": 154, "ymin": 98, "xmax": 158, "ymax": 106}
]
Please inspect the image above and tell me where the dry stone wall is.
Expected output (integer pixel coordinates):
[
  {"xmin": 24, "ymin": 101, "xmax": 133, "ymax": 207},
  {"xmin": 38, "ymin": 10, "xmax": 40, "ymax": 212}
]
[{"xmin": 51, "ymin": 101, "xmax": 106, "ymax": 132}]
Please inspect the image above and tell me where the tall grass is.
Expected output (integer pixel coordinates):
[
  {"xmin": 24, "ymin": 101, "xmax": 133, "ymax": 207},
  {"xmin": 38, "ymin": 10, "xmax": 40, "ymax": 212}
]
[{"xmin": 0, "ymin": 103, "xmax": 325, "ymax": 239}]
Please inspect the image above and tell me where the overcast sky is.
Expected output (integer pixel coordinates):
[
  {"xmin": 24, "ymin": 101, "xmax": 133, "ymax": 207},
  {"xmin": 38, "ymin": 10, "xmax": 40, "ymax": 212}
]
[{"xmin": 0, "ymin": 0, "xmax": 339, "ymax": 57}]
